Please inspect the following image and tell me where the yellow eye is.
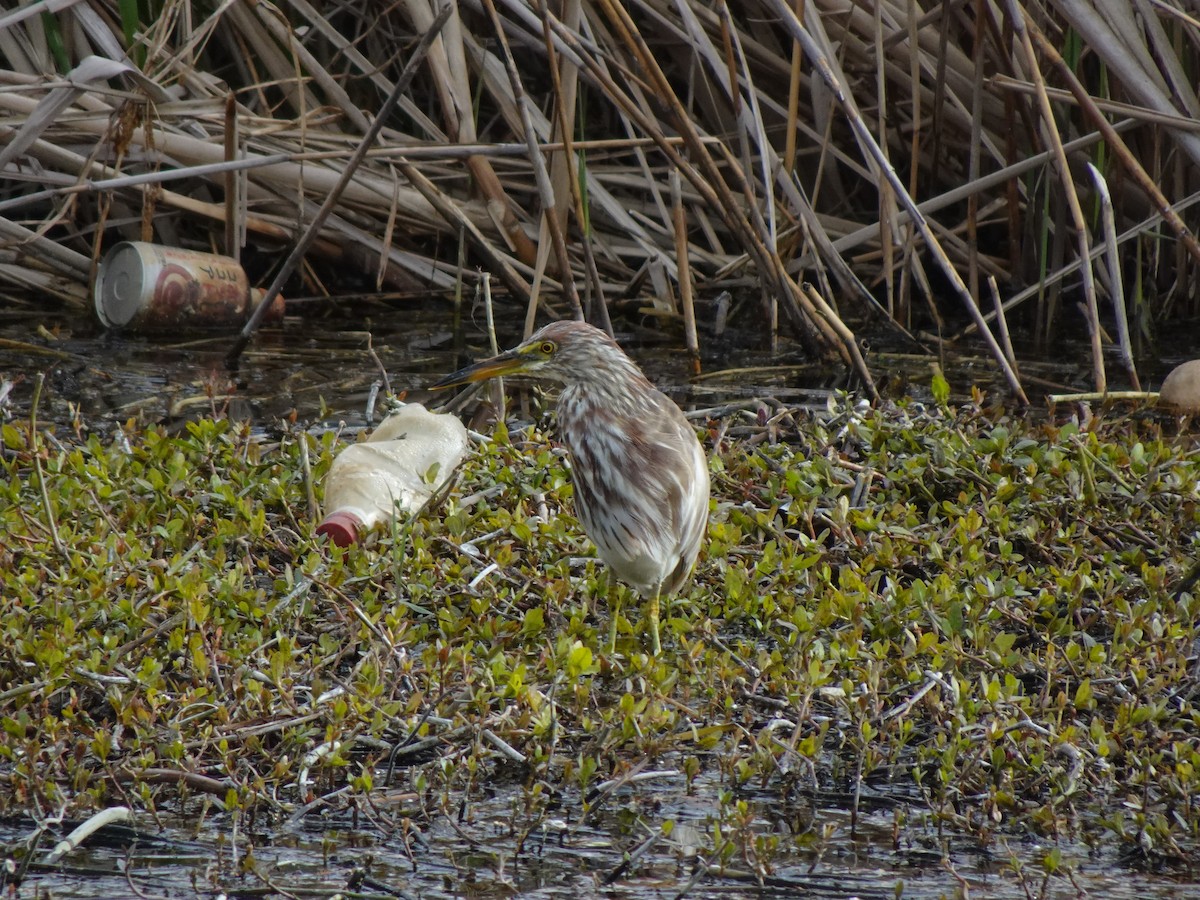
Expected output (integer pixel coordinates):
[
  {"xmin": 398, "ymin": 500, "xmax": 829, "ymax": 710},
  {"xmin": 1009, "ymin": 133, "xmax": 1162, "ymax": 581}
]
[{"xmin": 539, "ymin": 341, "xmax": 556, "ymax": 355}]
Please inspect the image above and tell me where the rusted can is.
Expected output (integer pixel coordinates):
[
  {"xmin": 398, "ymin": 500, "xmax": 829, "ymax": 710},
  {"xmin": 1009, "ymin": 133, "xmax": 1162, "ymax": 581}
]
[{"xmin": 94, "ymin": 242, "xmax": 284, "ymax": 330}]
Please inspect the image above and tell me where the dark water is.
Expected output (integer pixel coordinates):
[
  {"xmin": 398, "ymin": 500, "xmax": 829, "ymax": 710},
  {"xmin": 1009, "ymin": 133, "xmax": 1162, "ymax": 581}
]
[
  {"xmin": 0, "ymin": 296, "xmax": 851, "ymax": 431},
  {"xmin": 0, "ymin": 291, "xmax": 1145, "ymax": 434},
  {"xmin": 2, "ymin": 299, "xmax": 466, "ymax": 429},
  {"xmin": 4, "ymin": 765, "xmax": 1198, "ymax": 899}
]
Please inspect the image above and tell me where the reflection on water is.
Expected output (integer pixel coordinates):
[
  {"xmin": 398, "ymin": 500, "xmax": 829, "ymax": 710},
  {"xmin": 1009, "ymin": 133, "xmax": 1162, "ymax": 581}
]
[
  {"xmin": 0, "ymin": 300, "xmax": 844, "ymax": 432},
  {"xmin": 0, "ymin": 294, "xmax": 1140, "ymax": 435},
  {"xmin": 0, "ymin": 302, "xmax": 466, "ymax": 429}
]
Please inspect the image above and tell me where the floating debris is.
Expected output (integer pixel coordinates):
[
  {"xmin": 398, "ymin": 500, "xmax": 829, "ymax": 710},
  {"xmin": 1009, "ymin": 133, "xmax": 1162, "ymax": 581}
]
[
  {"xmin": 1159, "ymin": 359, "xmax": 1200, "ymax": 413},
  {"xmin": 317, "ymin": 402, "xmax": 469, "ymax": 546},
  {"xmin": 94, "ymin": 242, "xmax": 283, "ymax": 331}
]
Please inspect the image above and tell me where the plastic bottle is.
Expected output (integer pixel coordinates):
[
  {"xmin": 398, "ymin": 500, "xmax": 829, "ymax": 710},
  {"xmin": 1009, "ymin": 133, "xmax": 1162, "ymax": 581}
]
[{"xmin": 316, "ymin": 403, "xmax": 469, "ymax": 546}]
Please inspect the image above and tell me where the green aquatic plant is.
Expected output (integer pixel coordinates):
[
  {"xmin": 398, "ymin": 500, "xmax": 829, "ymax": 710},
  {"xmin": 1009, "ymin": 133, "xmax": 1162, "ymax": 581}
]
[{"xmin": 2, "ymin": 399, "xmax": 1199, "ymax": 883}]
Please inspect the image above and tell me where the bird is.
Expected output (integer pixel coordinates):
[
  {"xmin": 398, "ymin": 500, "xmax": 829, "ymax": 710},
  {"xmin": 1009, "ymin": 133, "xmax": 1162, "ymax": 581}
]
[{"xmin": 430, "ymin": 320, "xmax": 710, "ymax": 654}]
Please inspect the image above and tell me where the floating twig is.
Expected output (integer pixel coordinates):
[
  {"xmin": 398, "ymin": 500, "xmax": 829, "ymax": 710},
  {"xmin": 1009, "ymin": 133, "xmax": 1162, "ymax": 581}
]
[{"xmin": 45, "ymin": 807, "xmax": 133, "ymax": 864}]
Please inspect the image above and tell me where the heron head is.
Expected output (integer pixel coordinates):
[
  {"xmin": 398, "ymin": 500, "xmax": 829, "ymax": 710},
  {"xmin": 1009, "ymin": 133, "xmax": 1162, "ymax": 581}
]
[{"xmin": 430, "ymin": 321, "xmax": 624, "ymax": 389}]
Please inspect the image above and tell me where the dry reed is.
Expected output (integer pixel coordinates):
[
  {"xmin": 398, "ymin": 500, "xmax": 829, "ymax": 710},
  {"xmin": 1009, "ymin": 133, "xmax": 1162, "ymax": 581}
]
[{"xmin": 2, "ymin": 0, "xmax": 1199, "ymax": 394}]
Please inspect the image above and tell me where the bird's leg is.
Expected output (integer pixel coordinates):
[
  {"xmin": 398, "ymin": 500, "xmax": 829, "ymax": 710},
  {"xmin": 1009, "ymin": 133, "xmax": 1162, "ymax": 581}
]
[
  {"xmin": 585, "ymin": 566, "xmax": 602, "ymax": 621},
  {"xmin": 647, "ymin": 589, "xmax": 662, "ymax": 656},
  {"xmin": 606, "ymin": 581, "xmax": 621, "ymax": 655}
]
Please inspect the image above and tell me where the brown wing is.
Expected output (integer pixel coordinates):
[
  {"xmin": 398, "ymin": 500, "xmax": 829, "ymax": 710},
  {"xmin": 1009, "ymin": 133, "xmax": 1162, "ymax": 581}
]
[{"xmin": 560, "ymin": 389, "xmax": 709, "ymax": 595}]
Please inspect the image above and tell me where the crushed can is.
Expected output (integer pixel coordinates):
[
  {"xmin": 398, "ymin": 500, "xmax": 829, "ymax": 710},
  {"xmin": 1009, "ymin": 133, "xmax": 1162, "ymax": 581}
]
[{"xmin": 94, "ymin": 241, "xmax": 284, "ymax": 331}]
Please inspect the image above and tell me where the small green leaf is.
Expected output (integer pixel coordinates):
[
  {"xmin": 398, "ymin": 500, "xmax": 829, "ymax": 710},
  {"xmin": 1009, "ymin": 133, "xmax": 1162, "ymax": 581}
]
[
  {"xmin": 566, "ymin": 641, "xmax": 595, "ymax": 678},
  {"xmin": 522, "ymin": 607, "xmax": 545, "ymax": 636},
  {"xmin": 931, "ymin": 370, "xmax": 951, "ymax": 406}
]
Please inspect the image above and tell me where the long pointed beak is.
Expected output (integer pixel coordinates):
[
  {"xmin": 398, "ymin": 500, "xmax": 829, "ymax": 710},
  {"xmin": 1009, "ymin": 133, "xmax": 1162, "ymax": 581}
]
[{"xmin": 429, "ymin": 350, "xmax": 526, "ymax": 390}]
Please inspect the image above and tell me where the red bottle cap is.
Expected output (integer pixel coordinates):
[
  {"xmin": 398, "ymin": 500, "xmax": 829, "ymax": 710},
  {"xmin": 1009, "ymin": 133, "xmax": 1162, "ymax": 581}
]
[{"xmin": 316, "ymin": 509, "xmax": 364, "ymax": 547}]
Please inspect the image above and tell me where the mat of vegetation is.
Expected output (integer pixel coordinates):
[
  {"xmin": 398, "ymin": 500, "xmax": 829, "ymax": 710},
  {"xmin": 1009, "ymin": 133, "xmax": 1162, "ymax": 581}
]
[{"xmin": 2, "ymin": 396, "xmax": 1199, "ymax": 893}]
